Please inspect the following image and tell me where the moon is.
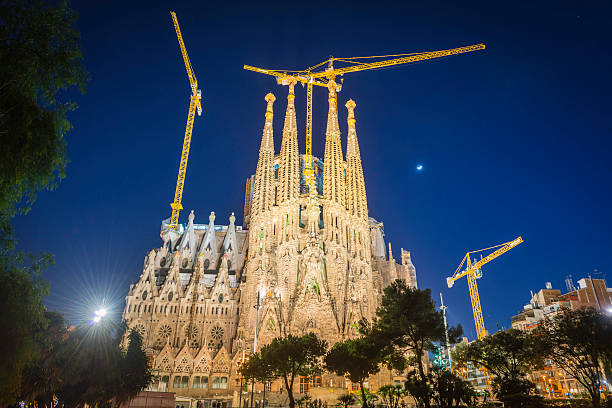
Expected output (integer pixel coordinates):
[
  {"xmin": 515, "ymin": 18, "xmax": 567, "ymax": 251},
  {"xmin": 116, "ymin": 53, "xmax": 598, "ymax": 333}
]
[{"xmin": 416, "ymin": 164, "xmax": 423, "ymax": 171}]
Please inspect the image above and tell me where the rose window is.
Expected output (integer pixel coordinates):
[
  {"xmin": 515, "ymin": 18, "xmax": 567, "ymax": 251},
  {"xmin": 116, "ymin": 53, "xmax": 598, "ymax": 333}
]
[
  {"xmin": 210, "ymin": 326, "xmax": 224, "ymax": 339},
  {"xmin": 158, "ymin": 324, "xmax": 172, "ymax": 338},
  {"xmin": 133, "ymin": 324, "xmax": 146, "ymax": 337}
]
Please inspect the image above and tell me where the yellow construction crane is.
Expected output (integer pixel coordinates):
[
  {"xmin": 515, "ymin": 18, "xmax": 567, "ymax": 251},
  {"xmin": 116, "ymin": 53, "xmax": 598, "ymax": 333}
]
[
  {"xmin": 446, "ymin": 236, "xmax": 524, "ymax": 340},
  {"xmin": 168, "ymin": 11, "xmax": 202, "ymax": 230},
  {"xmin": 244, "ymin": 43, "xmax": 485, "ymax": 195}
]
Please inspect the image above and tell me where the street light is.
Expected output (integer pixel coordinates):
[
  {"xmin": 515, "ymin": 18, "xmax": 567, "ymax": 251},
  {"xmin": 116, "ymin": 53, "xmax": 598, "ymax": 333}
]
[{"xmin": 93, "ymin": 307, "xmax": 107, "ymax": 324}]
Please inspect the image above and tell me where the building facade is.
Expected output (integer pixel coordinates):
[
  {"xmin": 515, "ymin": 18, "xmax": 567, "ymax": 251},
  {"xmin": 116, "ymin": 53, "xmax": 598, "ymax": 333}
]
[
  {"xmin": 122, "ymin": 81, "xmax": 418, "ymax": 404},
  {"xmin": 510, "ymin": 278, "xmax": 612, "ymax": 398}
]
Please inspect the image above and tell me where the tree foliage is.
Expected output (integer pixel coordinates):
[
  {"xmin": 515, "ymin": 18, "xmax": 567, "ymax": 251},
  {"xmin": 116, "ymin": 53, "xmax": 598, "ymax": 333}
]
[
  {"xmin": 0, "ymin": 0, "xmax": 89, "ymax": 402},
  {"xmin": 377, "ymin": 384, "xmax": 405, "ymax": 408},
  {"xmin": 336, "ymin": 393, "xmax": 355, "ymax": 408},
  {"xmin": 367, "ymin": 281, "xmax": 462, "ymax": 408},
  {"xmin": 240, "ymin": 352, "xmax": 274, "ymax": 384},
  {"xmin": 325, "ymin": 336, "xmax": 388, "ymax": 408},
  {"xmin": 430, "ymin": 367, "xmax": 475, "ymax": 408},
  {"xmin": 18, "ymin": 321, "xmax": 152, "ymax": 408},
  {"xmin": 0, "ymin": 230, "xmax": 50, "ymax": 405},
  {"xmin": 240, "ymin": 333, "xmax": 327, "ymax": 408},
  {"xmin": 453, "ymin": 328, "xmax": 543, "ymax": 407},
  {"xmin": 0, "ymin": 0, "xmax": 88, "ymax": 218},
  {"xmin": 18, "ymin": 311, "xmax": 69, "ymax": 407},
  {"xmin": 535, "ymin": 308, "xmax": 612, "ymax": 408}
]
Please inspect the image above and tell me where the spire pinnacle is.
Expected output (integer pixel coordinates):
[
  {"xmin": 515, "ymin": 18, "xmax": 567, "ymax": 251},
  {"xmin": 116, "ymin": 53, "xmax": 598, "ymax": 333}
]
[
  {"xmin": 251, "ymin": 93, "xmax": 276, "ymax": 219},
  {"xmin": 326, "ymin": 79, "xmax": 341, "ymax": 138},
  {"xmin": 322, "ymin": 79, "xmax": 345, "ymax": 206},
  {"xmin": 261, "ymin": 93, "xmax": 276, "ymax": 151},
  {"xmin": 282, "ymin": 78, "xmax": 297, "ymax": 133},
  {"xmin": 346, "ymin": 99, "xmax": 360, "ymax": 158},
  {"xmin": 345, "ymin": 98, "xmax": 368, "ymax": 219},
  {"xmin": 278, "ymin": 78, "xmax": 300, "ymax": 203}
]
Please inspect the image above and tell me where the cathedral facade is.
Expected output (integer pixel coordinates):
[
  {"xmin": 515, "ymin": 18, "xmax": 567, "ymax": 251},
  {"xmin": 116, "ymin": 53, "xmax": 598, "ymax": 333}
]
[{"xmin": 122, "ymin": 80, "xmax": 418, "ymax": 403}]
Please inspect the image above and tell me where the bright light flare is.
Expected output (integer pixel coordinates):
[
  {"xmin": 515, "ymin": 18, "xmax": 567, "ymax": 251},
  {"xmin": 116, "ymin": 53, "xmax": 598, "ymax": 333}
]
[
  {"xmin": 416, "ymin": 164, "xmax": 423, "ymax": 171},
  {"xmin": 95, "ymin": 308, "xmax": 108, "ymax": 317},
  {"xmin": 93, "ymin": 315, "xmax": 102, "ymax": 323}
]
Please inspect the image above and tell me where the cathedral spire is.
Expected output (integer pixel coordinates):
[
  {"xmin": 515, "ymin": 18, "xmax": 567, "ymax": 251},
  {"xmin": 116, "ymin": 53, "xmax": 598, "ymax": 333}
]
[
  {"xmin": 323, "ymin": 79, "xmax": 345, "ymax": 206},
  {"xmin": 345, "ymin": 99, "xmax": 368, "ymax": 219},
  {"xmin": 278, "ymin": 78, "xmax": 299, "ymax": 203},
  {"xmin": 251, "ymin": 93, "xmax": 276, "ymax": 219},
  {"xmin": 260, "ymin": 93, "xmax": 275, "ymax": 150}
]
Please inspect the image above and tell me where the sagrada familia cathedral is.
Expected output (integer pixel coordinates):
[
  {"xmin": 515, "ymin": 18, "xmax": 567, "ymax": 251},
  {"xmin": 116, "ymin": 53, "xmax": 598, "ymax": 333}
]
[{"xmin": 122, "ymin": 79, "xmax": 418, "ymax": 405}]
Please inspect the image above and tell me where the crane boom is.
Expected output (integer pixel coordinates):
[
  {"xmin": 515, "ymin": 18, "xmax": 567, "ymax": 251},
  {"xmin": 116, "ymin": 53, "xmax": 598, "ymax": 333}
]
[
  {"xmin": 313, "ymin": 44, "xmax": 485, "ymax": 78},
  {"xmin": 448, "ymin": 236, "xmax": 524, "ymax": 284},
  {"xmin": 244, "ymin": 43, "xmax": 485, "ymax": 197},
  {"xmin": 446, "ymin": 236, "xmax": 523, "ymax": 339},
  {"xmin": 168, "ymin": 11, "xmax": 202, "ymax": 230},
  {"xmin": 171, "ymin": 12, "xmax": 198, "ymax": 95}
]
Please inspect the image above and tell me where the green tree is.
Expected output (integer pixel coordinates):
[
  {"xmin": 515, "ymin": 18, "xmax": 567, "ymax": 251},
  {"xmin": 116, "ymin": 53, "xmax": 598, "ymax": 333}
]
[
  {"xmin": 18, "ymin": 321, "xmax": 152, "ymax": 408},
  {"xmin": 325, "ymin": 337, "xmax": 388, "ymax": 408},
  {"xmin": 0, "ymin": 0, "xmax": 88, "ymax": 218},
  {"xmin": 240, "ymin": 333, "xmax": 327, "ymax": 408},
  {"xmin": 118, "ymin": 329, "xmax": 154, "ymax": 403},
  {"xmin": 403, "ymin": 372, "xmax": 433, "ymax": 408},
  {"xmin": 377, "ymin": 384, "xmax": 405, "ymax": 408},
  {"xmin": 368, "ymin": 281, "xmax": 462, "ymax": 408},
  {"xmin": 453, "ymin": 329, "xmax": 543, "ymax": 408},
  {"xmin": 535, "ymin": 308, "xmax": 612, "ymax": 408},
  {"xmin": 336, "ymin": 393, "xmax": 356, "ymax": 408},
  {"xmin": 430, "ymin": 367, "xmax": 475, "ymax": 408},
  {"xmin": 240, "ymin": 352, "xmax": 275, "ymax": 408},
  {"xmin": 0, "ymin": 0, "xmax": 88, "ymax": 402},
  {"xmin": 0, "ymin": 235, "xmax": 50, "ymax": 405},
  {"xmin": 19, "ymin": 311, "xmax": 70, "ymax": 407}
]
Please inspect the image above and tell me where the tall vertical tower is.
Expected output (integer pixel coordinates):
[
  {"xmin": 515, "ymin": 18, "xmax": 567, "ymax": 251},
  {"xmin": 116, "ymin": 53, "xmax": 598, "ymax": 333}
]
[
  {"xmin": 278, "ymin": 78, "xmax": 300, "ymax": 204},
  {"xmin": 345, "ymin": 99, "xmax": 368, "ymax": 220},
  {"xmin": 250, "ymin": 93, "xmax": 276, "ymax": 251},
  {"xmin": 322, "ymin": 80, "xmax": 346, "ymax": 208}
]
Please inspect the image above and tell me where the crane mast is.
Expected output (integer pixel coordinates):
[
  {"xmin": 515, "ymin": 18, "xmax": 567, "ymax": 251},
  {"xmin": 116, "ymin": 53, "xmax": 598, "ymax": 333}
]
[
  {"xmin": 168, "ymin": 11, "xmax": 202, "ymax": 230},
  {"xmin": 447, "ymin": 236, "xmax": 523, "ymax": 392},
  {"xmin": 244, "ymin": 43, "xmax": 485, "ymax": 199}
]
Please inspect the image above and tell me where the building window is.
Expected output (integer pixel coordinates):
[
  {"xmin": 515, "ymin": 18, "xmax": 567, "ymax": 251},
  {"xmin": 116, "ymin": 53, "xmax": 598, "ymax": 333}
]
[
  {"xmin": 160, "ymin": 375, "xmax": 169, "ymax": 391},
  {"xmin": 212, "ymin": 376, "xmax": 228, "ymax": 389},
  {"xmin": 193, "ymin": 376, "xmax": 209, "ymax": 389},
  {"xmin": 300, "ymin": 376, "xmax": 322, "ymax": 393},
  {"xmin": 174, "ymin": 376, "xmax": 189, "ymax": 388},
  {"xmin": 300, "ymin": 377, "xmax": 309, "ymax": 394}
]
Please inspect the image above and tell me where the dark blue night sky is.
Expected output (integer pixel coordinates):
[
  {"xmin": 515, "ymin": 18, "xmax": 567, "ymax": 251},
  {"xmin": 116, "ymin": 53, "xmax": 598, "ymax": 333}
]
[{"xmin": 14, "ymin": 0, "xmax": 612, "ymax": 339}]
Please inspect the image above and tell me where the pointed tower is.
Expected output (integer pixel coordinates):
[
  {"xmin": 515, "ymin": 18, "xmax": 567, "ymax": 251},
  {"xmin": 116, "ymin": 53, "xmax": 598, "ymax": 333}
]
[
  {"xmin": 250, "ymin": 93, "xmax": 276, "ymax": 220},
  {"xmin": 323, "ymin": 79, "xmax": 345, "ymax": 207},
  {"xmin": 278, "ymin": 78, "xmax": 300, "ymax": 203},
  {"xmin": 345, "ymin": 99, "xmax": 368, "ymax": 220}
]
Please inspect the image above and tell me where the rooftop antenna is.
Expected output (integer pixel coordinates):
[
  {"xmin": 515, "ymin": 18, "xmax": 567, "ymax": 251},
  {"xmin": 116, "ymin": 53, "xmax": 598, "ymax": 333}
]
[{"xmin": 439, "ymin": 293, "xmax": 452, "ymax": 373}]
